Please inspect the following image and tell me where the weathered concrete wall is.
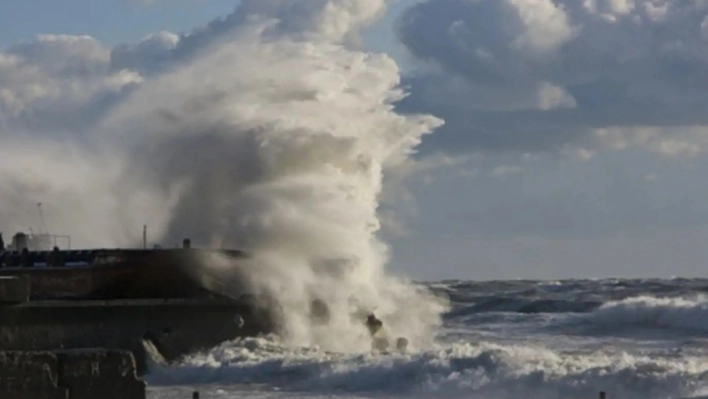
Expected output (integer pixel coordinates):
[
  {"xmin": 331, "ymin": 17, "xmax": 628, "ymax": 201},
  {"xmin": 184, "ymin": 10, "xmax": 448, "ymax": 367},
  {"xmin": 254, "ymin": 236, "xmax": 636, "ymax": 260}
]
[
  {"xmin": 0, "ymin": 263, "xmax": 133, "ymax": 300},
  {"xmin": 57, "ymin": 350, "xmax": 145, "ymax": 399},
  {"xmin": 0, "ymin": 249, "xmax": 248, "ymax": 300},
  {"xmin": 0, "ymin": 276, "xmax": 30, "ymax": 304},
  {"xmin": 0, "ymin": 350, "xmax": 145, "ymax": 399},
  {"xmin": 0, "ymin": 351, "xmax": 65, "ymax": 399},
  {"xmin": 0, "ymin": 299, "xmax": 271, "ymax": 375}
]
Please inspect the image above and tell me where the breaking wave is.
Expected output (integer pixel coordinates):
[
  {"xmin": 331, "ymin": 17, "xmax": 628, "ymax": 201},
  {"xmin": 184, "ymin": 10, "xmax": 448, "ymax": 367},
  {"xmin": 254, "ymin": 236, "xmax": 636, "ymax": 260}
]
[
  {"xmin": 448, "ymin": 297, "xmax": 602, "ymax": 317},
  {"xmin": 585, "ymin": 295, "xmax": 708, "ymax": 332}
]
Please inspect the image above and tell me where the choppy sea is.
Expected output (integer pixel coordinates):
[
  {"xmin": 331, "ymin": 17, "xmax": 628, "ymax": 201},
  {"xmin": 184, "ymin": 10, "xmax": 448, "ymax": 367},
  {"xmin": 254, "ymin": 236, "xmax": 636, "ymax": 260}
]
[{"xmin": 146, "ymin": 279, "xmax": 708, "ymax": 399}]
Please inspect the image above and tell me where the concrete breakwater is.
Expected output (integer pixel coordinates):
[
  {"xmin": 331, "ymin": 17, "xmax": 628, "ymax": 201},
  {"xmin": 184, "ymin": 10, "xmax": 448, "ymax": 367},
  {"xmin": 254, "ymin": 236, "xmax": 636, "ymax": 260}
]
[
  {"xmin": 0, "ymin": 275, "xmax": 30, "ymax": 304},
  {"xmin": 0, "ymin": 350, "xmax": 145, "ymax": 399},
  {"xmin": 0, "ymin": 248, "xmax": 275, "ymax": 398},
  {"xmin": 0, "ymin": 297, "xmax": 269, "ymax": 375}
]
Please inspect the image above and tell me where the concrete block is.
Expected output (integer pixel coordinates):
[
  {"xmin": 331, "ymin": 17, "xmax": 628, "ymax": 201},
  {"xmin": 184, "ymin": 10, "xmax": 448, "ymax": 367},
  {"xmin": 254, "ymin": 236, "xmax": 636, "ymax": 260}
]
[
  {"xmin": 0, "ymin": 276, "xmax": 30, "ymax": 305},
  {"xmin": 58, "ymin": 350, "xmax": 145, "ymax": 399},
  {"xmin": 0, "ymin": 350, "xmax": 145, "ymax": 399},
  {"xmin": 0, "ymin": 351, "xmax": 67, "ymax": 399}
]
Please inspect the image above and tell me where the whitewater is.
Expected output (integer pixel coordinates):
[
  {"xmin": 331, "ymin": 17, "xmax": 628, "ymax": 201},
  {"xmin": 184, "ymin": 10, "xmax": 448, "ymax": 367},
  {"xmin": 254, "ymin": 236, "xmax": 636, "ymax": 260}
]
[
  {"xmin": 144, "ymin": 278, "xmax": 708, "ymax": 399},
  {"xmin": 3, "ymin": 1, "xmax": 708, "ymax": 399}
]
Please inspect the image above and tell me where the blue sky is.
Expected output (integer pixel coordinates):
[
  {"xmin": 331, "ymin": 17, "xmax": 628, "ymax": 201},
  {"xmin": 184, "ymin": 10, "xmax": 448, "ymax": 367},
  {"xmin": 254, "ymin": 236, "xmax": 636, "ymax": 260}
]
[
  {"xmin": 0, "ymin": 0, "xmax": 411, "ymax": 69},
  {"xmin": 0, "ymin": 0, "xmax": 407, "ymax": 53},
  {"xmin": 0, "ymin": 0, "xmax": 241, "ymax": 48},
  {"xmin": 4, "ymin": 0, "xmax": 708, "ymax": 281}
]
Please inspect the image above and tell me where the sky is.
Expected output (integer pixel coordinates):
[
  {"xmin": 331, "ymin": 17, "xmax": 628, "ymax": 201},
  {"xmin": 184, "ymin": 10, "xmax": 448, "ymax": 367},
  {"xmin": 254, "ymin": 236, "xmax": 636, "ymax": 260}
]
[
  {"xmin": 0, "ymin": 0, "xmax": 241, "ymax": 48},
  {"xmin": 2, "ymin": 0, "xmax": 708, "ymax": 281}
]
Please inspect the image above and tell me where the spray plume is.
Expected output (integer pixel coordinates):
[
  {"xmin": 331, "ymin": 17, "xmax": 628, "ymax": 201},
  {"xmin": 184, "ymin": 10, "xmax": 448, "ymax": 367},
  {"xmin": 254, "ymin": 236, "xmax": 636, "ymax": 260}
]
[{"xmin": 0, "ymin": 0, "xmax": 446, "ymax": 352}]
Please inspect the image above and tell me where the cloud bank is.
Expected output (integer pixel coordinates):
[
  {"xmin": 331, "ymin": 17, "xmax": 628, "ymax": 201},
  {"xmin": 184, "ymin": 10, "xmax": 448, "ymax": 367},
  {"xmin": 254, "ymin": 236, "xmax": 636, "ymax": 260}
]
[{"xmin": 397, "ymin": 0, "xmax": 708, "ymax": 157}]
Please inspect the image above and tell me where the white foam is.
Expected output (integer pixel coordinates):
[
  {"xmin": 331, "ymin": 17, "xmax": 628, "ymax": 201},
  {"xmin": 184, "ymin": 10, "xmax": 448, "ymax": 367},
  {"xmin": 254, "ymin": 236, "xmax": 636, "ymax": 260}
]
[
  {"xmin": 587, "ymin": 295, "xmax": 708, "ymax": 332},
  {"xmin": 147, "ymin": 337, "xmax": 708, "ymax": 399}
]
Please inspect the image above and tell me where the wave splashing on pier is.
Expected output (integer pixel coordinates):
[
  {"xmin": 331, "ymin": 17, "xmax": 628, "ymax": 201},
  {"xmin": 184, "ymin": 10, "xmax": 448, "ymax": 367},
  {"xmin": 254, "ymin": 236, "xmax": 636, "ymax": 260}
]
[{"xmin": 0, "ymin": 0, "xmax": 447, "ymax": 354}]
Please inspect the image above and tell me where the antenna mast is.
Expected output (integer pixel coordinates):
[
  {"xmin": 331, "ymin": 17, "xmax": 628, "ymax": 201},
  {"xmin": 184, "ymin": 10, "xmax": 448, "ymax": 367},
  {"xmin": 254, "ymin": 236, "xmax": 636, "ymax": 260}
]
[{"xmin": 37, "ymin": 202, "xmax": 49, "ymax": 234}]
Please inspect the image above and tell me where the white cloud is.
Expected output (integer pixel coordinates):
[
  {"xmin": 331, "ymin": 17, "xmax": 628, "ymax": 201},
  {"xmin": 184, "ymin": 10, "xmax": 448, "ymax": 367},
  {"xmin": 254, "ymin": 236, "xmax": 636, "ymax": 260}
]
[
  {"xmin": 652, "ymin": 139, "xmax": 702, "ymax": 159},
  {"xmin": 397, "ymin": 0, "xmax": 708, "ymax": 156},
  {"xmin": 8, "ymin": 35, "xmax": 110, "ymax": 75},
  {"xmin": 490, "ymin": 165, "xmax": 524, "ymax": 177},
  {"xmin": 0, "ymin": 35, "xmax": 140, "ymax": 127},
  {"xmin": 536, "ymin": 81, "xmax": 577, "ymax": 110},
  {"xmin": 644, "ymin": 1, "xmax": 668, "ymax": 22},
  {"xmin": 111, "ymin": 31, "xmax": 180, "ymax": 72},
  {"xmin": 506, "ymin": 0, "xmax": 578, "ymax": 55},
  {"xmin": 235, "ymin": 0, "xmax": 387, "ymax": 41},
  {"xmin": 584, "ymin": 0, "xmax": 635, "ymax": 21},
  {"xmin": 579, "ymin": 126, "xmax": 708, "ymax": 159},
  {"xmin": 701, "ymin": 15, "xmax": 708, "ymax": 41}
]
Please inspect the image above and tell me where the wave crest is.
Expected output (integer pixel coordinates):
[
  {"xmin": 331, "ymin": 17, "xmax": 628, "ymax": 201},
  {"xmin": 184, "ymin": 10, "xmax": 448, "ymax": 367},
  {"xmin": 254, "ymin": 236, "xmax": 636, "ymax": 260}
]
[{"xmin": 587, "ymin": 295, "xmax": 708, "ymax": 332}]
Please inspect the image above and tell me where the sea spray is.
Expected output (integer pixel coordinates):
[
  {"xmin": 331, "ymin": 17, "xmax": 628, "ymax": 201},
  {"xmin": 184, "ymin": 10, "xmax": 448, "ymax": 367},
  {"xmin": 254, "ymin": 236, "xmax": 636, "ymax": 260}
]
[
  {"xmin": 105, "ymin": 11, "xmax": 447, "ymax": 352},
  {"xmin": 0, "ymin": 1, "xmax": 448, "ymax": 352},
  {"xmin": 108, "ymin": 29, "xmax": 450, "ymax": 351}
]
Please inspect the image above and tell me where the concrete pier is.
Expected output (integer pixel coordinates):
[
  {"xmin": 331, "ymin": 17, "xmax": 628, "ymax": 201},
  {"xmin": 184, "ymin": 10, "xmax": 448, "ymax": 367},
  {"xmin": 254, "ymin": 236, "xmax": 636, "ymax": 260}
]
[
  {"xmin": 0, "ymin": 298, "xmax": 271, "ymax": 375},
  {"xmin": 0, "ymin": 350, "xmax": 145, "ymax": 399},
  {"xmin": 0, "ymin": 245, "xmax": 272, "ymax": 397}
]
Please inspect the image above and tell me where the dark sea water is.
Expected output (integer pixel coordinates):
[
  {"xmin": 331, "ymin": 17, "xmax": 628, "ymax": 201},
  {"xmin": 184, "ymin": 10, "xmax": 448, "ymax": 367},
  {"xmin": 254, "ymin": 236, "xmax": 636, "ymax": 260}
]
[{"xmin": 147, "ymin": 279, "xmax": 708, "ymax": 399}]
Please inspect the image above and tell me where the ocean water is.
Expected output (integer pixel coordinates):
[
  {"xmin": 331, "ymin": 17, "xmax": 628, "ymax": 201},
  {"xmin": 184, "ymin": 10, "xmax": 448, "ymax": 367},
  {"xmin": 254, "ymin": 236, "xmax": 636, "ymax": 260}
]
[{"xmin": 146, "ymin": 279, "xmax": 708, "ymax": 399}]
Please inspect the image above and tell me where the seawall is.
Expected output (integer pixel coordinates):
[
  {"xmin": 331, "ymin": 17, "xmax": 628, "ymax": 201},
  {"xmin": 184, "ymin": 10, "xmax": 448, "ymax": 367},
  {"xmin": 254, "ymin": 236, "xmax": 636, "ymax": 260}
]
[
  {"xmin": 0, "ymin": 298, "xmax": 272, "ymax": 375},
  {"xmin": 0, "ymin": 349, "xmax": 145, "ymax": 399}
]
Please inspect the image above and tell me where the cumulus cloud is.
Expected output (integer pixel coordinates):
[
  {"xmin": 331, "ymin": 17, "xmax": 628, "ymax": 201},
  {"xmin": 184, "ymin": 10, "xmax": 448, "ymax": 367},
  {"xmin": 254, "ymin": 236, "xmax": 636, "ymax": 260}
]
[
  {"xmin": 505, "ymin": 0, "xmax": 577, "ymax": 55},
  {"xmin": 396, "ymin": 0, "xmax": 708, "ymax": 157},
  {"xmin": 236, "ymin": 0, "xmax": 386, "ymax": 40},
  {"xmin": 584, "ymin": 0, "xmax": 635, "ymax": 21},
  {"xmin": 110, "ymin": 31, "xmax": 180, "ymax": 73},
  {"xmin": 0, "ymin": 35, "xmax": 141, "ymax": 132},
  {"xmin": 111, "ymin": 0, "xmax": 387, "ymax": 77}
]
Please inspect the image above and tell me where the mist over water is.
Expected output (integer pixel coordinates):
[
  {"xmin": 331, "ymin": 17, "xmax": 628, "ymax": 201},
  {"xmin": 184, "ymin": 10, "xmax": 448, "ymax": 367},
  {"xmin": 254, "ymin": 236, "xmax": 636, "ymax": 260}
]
[{"xmin": 0, "ymin": 1, "xmax": 447, "ymax": 352}]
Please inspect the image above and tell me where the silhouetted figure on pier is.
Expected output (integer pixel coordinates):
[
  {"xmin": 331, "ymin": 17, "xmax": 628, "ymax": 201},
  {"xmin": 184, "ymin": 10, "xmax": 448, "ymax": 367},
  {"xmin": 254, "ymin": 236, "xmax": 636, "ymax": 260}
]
[
  {"xmin": 20, "ymin": 248, "xmax": 30, "ymax": 268},
  {"xmin": 48, "ymin": 246, "xmax": 64, "ymax": 267}
]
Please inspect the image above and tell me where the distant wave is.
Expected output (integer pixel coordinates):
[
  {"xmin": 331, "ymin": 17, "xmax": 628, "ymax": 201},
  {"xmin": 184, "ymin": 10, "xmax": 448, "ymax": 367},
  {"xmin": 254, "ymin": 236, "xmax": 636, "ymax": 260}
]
[
  {"xmin": 585, "ymin": 295, "xmax": 708, "ymax": 332},
  {"xmin": 448, "ymin": 297, "xmax": 602, "ymax": 317},
  {"xmin": 147, "ymin": 337, "xmax": 708, "ymax": 399}
]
